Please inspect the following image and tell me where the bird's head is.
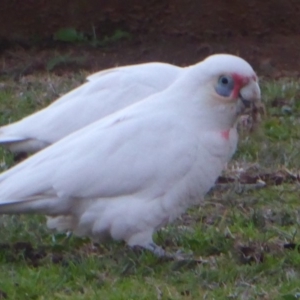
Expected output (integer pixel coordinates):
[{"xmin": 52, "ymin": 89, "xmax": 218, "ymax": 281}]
[{"xmin": 182, "ymin": 54, "xmax": 261, "ymax": 129}]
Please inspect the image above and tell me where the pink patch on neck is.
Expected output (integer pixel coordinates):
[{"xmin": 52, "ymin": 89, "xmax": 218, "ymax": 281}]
[{"xmin": 221, "ymin": 130, "xmax": 230, "ymax": 140}]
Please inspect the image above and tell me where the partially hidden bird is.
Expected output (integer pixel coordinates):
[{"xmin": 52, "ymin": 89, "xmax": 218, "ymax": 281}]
[
  {"xmin": 0, "ymin": 54, "xmax": 261, "ymax": 256},
  {"xmin": 0, "ymin": 62, "xmax": 182, "ymax": 153}
]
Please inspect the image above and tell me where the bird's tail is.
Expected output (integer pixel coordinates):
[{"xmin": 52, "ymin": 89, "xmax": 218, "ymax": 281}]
[{"xmin": 0, "ymin": 127, "xmax": 48, "ymax": 153}]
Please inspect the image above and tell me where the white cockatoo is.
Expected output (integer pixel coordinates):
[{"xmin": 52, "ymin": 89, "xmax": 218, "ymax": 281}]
[
  {"xmin": 0, "ymin": 63, "xmax": 182, "ymax": 153},
  {"xmin": 0, "ymin": 54, "xmax": 261, "ymax": 256}
]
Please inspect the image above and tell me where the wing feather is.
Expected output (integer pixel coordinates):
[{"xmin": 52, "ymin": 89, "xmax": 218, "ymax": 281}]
[
  {"xmin": 0, "ymin": 63, "xmax": 182, "ymax": 152},
  {"xmin": 0, "ymin": 94, "xmax": 197, "ymax": 215}
]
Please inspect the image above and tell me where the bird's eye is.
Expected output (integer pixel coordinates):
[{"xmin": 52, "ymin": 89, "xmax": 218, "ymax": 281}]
[
  {"xmin": 221, "ymin": 77, "xmax": 229, "ymax": 85},
  {"xmin": 215, "ymin": 75, "xmax": 234, "ymax": 97}
]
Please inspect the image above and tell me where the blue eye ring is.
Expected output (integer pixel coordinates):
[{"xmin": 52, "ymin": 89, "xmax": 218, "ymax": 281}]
[{"xmin": 215, "ymin": 75, "xmax": 234, "ymax": 97}]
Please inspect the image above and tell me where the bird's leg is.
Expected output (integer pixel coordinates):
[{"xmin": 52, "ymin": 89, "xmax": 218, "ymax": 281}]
[
  {"xmin": 131, "ymin": 242, "xmax": 194, "ymax": 261},
  {"xmin": 127, "ymin": 232, "xmax": 193, "ymax": 260},
  {"xmin": 143, "ymin": 242, "xmax": 168, "ymax": 257},
  {"xmin": 130, "ymin": 242, "xmax": 170, "ymax": 258}
]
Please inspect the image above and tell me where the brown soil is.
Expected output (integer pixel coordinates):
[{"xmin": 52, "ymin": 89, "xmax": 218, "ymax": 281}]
[
  {"xmin": 1, "ymin": 34, "xmax": 300, "ymax": 79},
  {"xmin": 1, "ymin": 0, "xmax": 300, "ymax": 77}
]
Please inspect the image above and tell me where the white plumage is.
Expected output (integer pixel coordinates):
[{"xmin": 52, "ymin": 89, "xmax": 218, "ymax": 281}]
[
  {"xmin": 0, "ymin": 63, "xmax": 182, "ymax": 153},
  {"xmin": 0, "ymin": 54, "xmax": 261, "ymax": 256}
]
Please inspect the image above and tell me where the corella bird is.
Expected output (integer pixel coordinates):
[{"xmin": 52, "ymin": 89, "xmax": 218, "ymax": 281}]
[
  {"xmin": 0, "ymin": 54, "xmax": 261, "ymax": 256},
  {"xmin": 0, "ymin": 62, "xmax": 182, "ymax": 153}
]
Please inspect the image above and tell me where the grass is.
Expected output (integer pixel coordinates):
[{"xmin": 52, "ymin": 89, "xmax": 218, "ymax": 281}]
[
  {"xmin": 53, "ymin": 27, "xmax": 131, "ymax": 47},
  {"xmin": 0, "ymin": 73, "xmax": 300, "ymax": 299}
]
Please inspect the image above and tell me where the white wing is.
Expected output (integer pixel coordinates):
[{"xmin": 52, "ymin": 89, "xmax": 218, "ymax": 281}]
[
  {"xmin": 0, "ymin": 85, "xmax": 233, "ymax": 248},
  {"xmin": 0, "ymin": 62, "xmax": 182, "ymax": 152},
  {"xmin": 49, "ymin": 62, "xmax": 181, "ymax": 107},
  {"xmin": 0, "ymin": 93, "xmax": 199, "ymax": 215}
]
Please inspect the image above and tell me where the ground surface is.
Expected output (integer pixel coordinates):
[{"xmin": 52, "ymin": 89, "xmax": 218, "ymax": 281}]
[
  {"xmin": 0, "ymin": 61, "xmax": 300, "ymax": 299},
  {"xmin": 1, "ymin": 33, "xmax": 300, "ymax": 80},
  {"xmin": 2, "ymin": 0, "xmax": 300, "ymax": 77}
]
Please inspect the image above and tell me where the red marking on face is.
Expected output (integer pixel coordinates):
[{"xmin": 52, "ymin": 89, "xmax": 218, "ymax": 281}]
[
  {"xmin": 231, "ymin": 73, "xmax": 249, "ymax": 98},
  {"xmin": 221, "ymin": 130, "xmax": 230, "ymax": 140}
]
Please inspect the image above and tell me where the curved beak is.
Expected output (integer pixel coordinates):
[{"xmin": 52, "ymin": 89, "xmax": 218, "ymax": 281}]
[
  {"xmin": 237, "ymin": 80, "xmax": 261, "ymax": 114},
  {"xmin": 237, "ymin": 79, "xmax": 264, "ymax": 130},
  {"xmin": 240, "ymin": 97, "xmax": 252, "ymax": 108}
]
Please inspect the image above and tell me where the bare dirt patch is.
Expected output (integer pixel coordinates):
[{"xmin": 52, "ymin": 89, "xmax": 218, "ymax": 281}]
[{"xmin": 1, "ymin": 34, "xmax": 300, "ymax": 79}]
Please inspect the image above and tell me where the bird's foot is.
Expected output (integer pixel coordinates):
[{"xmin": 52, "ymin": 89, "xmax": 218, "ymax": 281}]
[{"xmin": 131, "ymin": 242, "xmax": 194, "ymax": 261}]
